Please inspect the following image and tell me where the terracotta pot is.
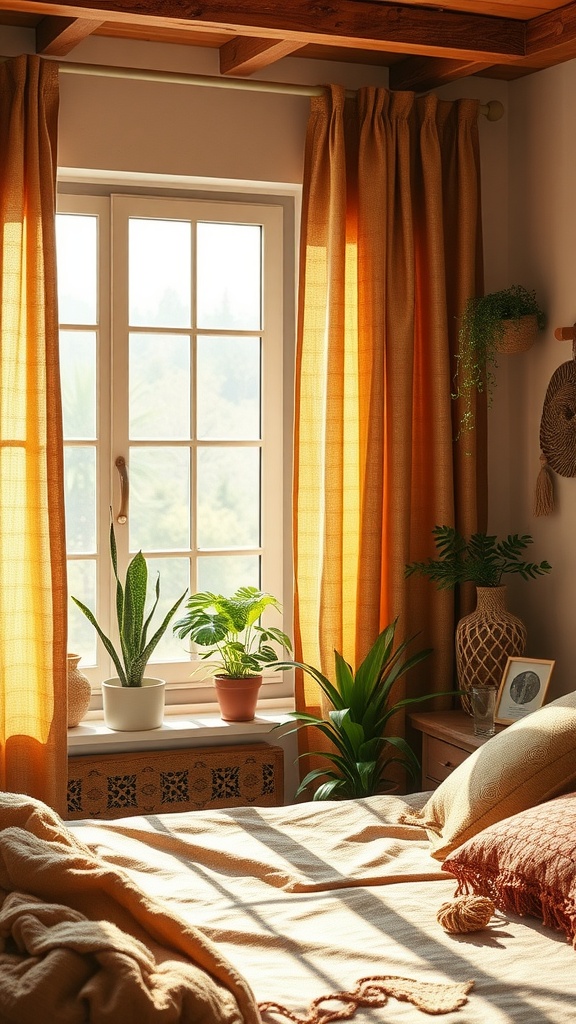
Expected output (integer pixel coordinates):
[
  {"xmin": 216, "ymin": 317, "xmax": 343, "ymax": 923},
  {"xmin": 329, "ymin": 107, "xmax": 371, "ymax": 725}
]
[
  {"xmin": 102, "ymin": 677, "xmax": 165, "ymax": 731},
  {"xmin": 214, "ymin": 674, "xmax": 262, "ymax": 722},
  {"xmin": 455, "ymin": 586, "xmax": 527, "ymax": 715},
  {"xmin": 67, "ymin": 653, "xmax": 91, "ymax": 727},
  {"xmin": 497, "ymin": 314, "xmax": 539, "ymax": 354}
]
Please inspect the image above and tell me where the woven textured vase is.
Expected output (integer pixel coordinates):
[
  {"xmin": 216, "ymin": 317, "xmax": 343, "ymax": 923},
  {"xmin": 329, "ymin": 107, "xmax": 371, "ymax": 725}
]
[
  {"xmin": 67, "ymin": 653, "xmax": 91, "ymax": 728},
  {"xmin": 455, "ymin": 586, "xmax": 527, "ymax": 715}
]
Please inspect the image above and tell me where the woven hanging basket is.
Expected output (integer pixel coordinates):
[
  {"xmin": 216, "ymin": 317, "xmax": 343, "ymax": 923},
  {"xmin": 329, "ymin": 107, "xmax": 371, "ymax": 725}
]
[
  {"xmin": 455, "ymin": 586, "xmax": 527, "ymax": 715},
  {"xmin": 497, "ymin": 314, "xmax": 539, "ymax": 355},
  {"xmin": 539, "ymin": 359, "xmax": 576, "ymax": 477}
]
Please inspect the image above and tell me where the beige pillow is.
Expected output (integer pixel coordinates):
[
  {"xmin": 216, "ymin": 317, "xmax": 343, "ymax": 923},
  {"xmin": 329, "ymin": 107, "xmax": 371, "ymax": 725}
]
[{"xmin": 414, "ymin": 690, "xmax": 576, "ymax": 859}]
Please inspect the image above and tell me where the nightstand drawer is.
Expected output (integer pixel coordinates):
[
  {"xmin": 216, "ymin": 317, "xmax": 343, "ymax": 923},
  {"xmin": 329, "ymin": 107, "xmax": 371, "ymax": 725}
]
[
  {"xmin": 426, "ymin": 735, "xmax": 469, "ymax": 784},
  {"xmin": 410, "ymin": 710, "xmax": 505, "ymax": 793}
]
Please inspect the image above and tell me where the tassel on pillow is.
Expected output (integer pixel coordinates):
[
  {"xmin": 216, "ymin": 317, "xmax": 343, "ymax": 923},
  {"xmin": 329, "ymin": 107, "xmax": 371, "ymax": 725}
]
[{"xmin": 534, "ymin": 452, "xmax": 554, "ymax": 516}]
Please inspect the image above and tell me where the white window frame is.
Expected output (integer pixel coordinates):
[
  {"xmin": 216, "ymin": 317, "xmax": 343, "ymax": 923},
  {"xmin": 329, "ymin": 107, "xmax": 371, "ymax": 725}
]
[{"xmin": 58, "ymin": 188, "xmax": 292, "ymax": 708}]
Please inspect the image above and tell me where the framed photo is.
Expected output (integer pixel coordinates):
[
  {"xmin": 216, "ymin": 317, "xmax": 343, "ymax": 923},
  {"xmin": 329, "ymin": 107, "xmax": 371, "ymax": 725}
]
[{"xmin": 495, "ymin": 657, "xmax": 555, "ymax": 725}]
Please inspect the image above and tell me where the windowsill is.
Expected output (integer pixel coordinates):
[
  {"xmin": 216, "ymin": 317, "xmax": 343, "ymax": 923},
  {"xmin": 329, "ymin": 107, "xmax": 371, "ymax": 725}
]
[{"xmin": 68, "ymin": 701, "xmax": 295, "ymax": 756}]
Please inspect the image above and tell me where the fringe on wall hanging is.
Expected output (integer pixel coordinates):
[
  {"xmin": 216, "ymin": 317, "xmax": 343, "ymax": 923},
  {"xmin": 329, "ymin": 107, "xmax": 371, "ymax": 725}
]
[{"xmin": 535, "ymin": 333, "xmax": 576, "ymax": 516}]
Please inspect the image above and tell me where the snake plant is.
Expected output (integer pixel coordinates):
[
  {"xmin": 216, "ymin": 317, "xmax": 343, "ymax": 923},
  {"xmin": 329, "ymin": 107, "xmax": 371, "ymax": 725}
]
[{"xmin": 72, "ymin": 519, "xmax": 187, "ymax": 687}]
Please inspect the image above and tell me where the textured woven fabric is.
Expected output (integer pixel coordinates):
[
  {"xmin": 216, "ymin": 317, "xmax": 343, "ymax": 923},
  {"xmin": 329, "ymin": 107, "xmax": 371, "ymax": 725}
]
[
  {"xmin": 293, "ymin": 84, "xmax": 485, "ymax": 780},
  {"xmin": 0, "ymin": 55, "xmax": 67, "ymax": 811},
  {"xmin": 404, "ymin": 691, "xmax": 576, "ymax": 859},
  {"xmin": 442, "ymin": 792, "xmax": 576, "ymax": 945}
]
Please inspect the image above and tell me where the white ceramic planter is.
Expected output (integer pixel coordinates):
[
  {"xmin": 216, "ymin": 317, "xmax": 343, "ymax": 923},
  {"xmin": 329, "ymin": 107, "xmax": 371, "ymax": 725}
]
[{"xmin": 102, "ymin": 677, "xmax": 165, "ymax": 731}]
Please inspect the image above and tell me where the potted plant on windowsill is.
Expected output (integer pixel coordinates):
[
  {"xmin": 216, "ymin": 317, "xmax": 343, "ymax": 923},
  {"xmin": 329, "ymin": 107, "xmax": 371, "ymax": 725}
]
[
  {"xmin": 405, "ymin": 526, "xmax": 552, "ymax": 713},
  {"xmin": 273, "ymin": 618, "xmax": 457, "ymax": 800},
  {"xmin": 453, "ymin": 285, "xmax": 545, "ymax": 436},
  {"xmin": 72, "ymin": 519, "xmax": 187, "ymax": 732},
  {"xmin": 173, "ymin": 587, "xmax": 293, "ymax": 722}
]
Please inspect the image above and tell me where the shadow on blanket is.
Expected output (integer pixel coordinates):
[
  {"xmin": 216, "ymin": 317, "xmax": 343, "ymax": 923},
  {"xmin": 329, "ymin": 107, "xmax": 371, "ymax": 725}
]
[{"xmin": 0, "ymin": 792, "xmax": 474, "ymax": 1024}]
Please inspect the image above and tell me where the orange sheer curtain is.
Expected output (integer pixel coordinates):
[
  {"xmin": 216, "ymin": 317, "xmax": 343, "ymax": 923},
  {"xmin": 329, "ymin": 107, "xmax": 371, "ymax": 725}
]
[
  {"xmin": 293, "ymin": 86, "xmax": 486, "ymax": 766},
  {"xmin": 0, "ymin": 55, "xmax": 67, "ymax": 812}
]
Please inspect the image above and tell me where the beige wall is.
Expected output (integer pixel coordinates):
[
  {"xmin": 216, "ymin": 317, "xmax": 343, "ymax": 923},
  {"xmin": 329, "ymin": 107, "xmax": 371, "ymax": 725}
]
[
  {"xmin": 484, "ymin": 61, "xmax": 576, "ymax": 699},
  {"xmin": 1, "ymin": 31, "xmax": 391, "ymax": 184},
  {"xmin": 440, "ymin": 67, "xmax": 574, "ymax": 698},
  {"xmin": 2, "ymin": 27, "xmax": 569, "ymax": 696}
]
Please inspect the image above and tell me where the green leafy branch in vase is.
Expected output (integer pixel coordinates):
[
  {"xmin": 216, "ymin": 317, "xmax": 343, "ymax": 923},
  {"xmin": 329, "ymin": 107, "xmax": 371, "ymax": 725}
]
[{"xmin": 405, "ymin": 525, "xmax": 552, "ymax": 589}]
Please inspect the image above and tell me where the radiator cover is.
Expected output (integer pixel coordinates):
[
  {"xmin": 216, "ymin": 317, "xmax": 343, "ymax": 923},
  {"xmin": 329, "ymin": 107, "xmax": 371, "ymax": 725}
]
[{"xmin": 67, "ymin": 742, "xmax": 284, "ymax": 819}]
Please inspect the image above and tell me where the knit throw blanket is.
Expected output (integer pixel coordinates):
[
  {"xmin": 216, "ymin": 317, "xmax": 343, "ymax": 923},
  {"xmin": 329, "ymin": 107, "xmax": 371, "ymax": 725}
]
[{"xmin": 0, "ymin": 792, "xmax": 259, "ymax": 1024}]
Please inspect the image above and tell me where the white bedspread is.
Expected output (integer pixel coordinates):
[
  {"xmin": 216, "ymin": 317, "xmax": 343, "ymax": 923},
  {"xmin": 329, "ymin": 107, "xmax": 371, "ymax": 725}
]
[{"xmin": 69, "ymin": 793, "xmax": 576, "ymax": 1023}]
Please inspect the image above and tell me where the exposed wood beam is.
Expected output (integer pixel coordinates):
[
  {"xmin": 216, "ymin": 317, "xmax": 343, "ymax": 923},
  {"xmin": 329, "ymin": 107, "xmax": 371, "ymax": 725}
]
[
  {"xmin": 36, "ymin": 15, "xmax": 104, "ymax": 55},
  {"xmin": 220, "ymin": 36, "xmax": 304, "ymax": 76},
  {"xmin": 389, "ymin": 54, "xmax": 496, "ymax": 92},
  {"xmin": 525, "ymin": 1, "xmax": 576, "ymax": 67},
  {"xmin": 0, "ymin": 1, "xmax": 527, "ymax": 64}
]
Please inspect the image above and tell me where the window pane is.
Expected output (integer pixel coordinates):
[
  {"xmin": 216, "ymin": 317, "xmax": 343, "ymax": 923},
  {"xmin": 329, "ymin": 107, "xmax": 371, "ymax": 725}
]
[
  {"xmin": 56, "ymin": 214, "xmax": 97, "ymax": 325},
  {"xmin": 197, "ymin": 222, "xmax": 261, "ymax": 330},
  {"xmin": 198, "ymin": 554, "xmax": 260, "ymax": 595},
  {"xmin": 197, "ymin": 448, "xmax": 260, "ymax": 548},
  {"xmin": 197, "ymin": 336, "xmax": 260, "ymax": 440},
  {"xmin": 60, "ymin": 331, "xmax": 96, "ymax": 440},
  {"xmin": 68, "ymin": 559, "xmax": 97, "ymax": 666},
  {"xmin": 64, "ymin": 447, "xmax": 96, "ymax": 554},
  {"xmin": 129, "ymin": 219, "xmax": 191, "ymax": 328},
  {"xmin": 130, "ymin": 333, "xmax": 190, "ymax": 440},
  {"xmin": 145, "ymin": 557, "xmax": 190, "ymax": 663},
  {"xmin": 129, "ymin": 447, "xmax": 190, "ymax": 551}
]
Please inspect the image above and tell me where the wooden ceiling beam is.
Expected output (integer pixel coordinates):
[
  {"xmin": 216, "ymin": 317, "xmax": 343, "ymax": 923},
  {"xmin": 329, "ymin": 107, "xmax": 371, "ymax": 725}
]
[
  {"xmin": 389, "ymin": 0, "xmax": 576, "ymax": 86},
  {"xmin": 36, "ymin": 15, "xmax": 104, "ymax": 55},
  {"xmin": 389, "ymin": 54, "xmax": 496, "ymax": 92},
  {"xmin": 525, "ymin": 1, "xmax": 576, "ymax": 67},
  {"xmin": 0, "ymin": 1, "xmax": 527, "ymax": 64},
  {"xmin": 219, "ymin": 36, "xmax": 305, "ymax": 77}
]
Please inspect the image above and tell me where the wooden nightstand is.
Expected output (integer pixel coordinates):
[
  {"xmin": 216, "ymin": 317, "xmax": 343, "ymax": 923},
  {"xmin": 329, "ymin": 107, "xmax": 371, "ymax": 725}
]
[{"xmin": 410, "ymin": 710, "xmax": 505, "ymax": 791}]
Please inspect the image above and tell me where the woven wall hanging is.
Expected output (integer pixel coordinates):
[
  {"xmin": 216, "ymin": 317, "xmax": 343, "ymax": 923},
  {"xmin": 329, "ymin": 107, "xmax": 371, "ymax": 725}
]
[{"xmin": 534, "ymin": 352, "xmax": 576, "ymax": 516}]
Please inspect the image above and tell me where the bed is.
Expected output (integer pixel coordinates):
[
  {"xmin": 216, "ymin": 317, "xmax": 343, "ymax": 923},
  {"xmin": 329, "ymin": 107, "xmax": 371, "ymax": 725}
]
[{"xmin": 2, "ymin": 690, "xmax": 576, "ymax": 1023}]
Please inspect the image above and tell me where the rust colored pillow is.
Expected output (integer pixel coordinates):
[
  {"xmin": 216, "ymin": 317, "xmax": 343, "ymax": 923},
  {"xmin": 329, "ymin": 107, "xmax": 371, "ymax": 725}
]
[{"xmin": 442, "ymin": 793, "xmax": 576, "ymax": 945}]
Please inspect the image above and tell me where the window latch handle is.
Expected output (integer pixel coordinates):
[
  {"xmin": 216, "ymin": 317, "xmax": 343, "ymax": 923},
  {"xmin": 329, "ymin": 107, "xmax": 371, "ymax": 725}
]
[{"xmin": 115, "ymin": 456, "xmax": 128, "ymax": 524}]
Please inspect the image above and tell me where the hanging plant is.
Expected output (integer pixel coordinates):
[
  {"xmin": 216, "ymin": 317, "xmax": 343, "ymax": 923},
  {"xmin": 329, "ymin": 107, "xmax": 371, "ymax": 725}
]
[{"xmin": 452, "ymin": 285, "xmax": 545, "ymax": 437}]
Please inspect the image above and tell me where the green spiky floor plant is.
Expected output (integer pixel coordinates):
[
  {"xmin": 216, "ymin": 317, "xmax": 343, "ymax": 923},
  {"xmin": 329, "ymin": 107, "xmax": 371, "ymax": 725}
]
[{"xmin": 275, "ymin": 619, "xmax": 454, "ymax": 801}]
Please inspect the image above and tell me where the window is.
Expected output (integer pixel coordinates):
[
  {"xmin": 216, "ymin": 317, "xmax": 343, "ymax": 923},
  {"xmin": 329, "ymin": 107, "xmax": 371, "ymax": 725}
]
[{"xmin": 57, "ymin": 191, "xmax": 289, "ymax": 704}]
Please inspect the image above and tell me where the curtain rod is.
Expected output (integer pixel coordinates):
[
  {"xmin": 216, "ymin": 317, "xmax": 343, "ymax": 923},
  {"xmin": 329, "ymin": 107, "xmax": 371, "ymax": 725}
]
[{"xmin": 2, "ymin": 55, "xmax": 504, "ymax": 120}]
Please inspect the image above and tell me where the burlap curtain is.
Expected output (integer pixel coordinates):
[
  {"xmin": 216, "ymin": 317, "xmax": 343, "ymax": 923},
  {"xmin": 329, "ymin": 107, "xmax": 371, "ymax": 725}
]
[
  {"xmin": 0, "ymin": 55, "xmax": 67, "ymax": 812},
  {"xmin": 293, "ymin": 85, "xmax": 486, "ymax": 767}
]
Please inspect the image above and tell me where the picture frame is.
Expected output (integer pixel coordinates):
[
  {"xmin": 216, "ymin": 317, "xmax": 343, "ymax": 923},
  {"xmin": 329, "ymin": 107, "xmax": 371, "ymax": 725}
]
[{"xmin": 495, "ymin": 656, "xmax": 555, "ymax": 725}]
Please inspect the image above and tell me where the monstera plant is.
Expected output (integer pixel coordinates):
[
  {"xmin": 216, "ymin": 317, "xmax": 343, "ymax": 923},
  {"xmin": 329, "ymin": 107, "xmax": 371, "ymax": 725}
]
[{"xmin": 173, "ymin": 587, "xmax": 293, "ymax": 722}]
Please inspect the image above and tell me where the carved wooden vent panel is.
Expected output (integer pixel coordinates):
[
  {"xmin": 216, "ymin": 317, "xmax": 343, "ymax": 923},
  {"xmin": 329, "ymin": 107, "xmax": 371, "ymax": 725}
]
[{"xmin": 67, "ymin": 742, "xmax": 284, "ymax": 820}]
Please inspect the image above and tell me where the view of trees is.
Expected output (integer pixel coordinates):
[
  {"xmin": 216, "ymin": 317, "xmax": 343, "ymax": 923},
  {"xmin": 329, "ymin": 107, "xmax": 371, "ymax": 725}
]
[{"xmin": 58, "ymin": 210, "xmax": 265, "ymax": 669}]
